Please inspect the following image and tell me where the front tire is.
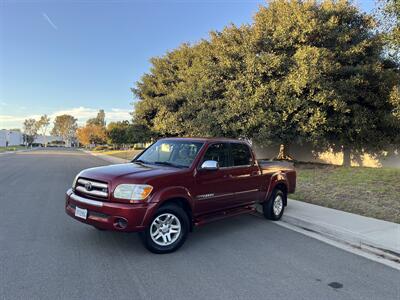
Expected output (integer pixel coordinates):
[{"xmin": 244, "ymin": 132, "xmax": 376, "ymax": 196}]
[
  {"xmin": 141, "ymin": 204, "xmax": 189, "ymax": 254},
  {"xmin": 263, "ymin": 189, "xmax": 285, "ymax": 221}
]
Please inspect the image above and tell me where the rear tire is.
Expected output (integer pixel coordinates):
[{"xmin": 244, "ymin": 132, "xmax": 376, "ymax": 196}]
[
  {"xmin": 141, "ymin": 204, "xmax": 189, "ymax": 254},
  {"xmin": 263, "ymin": 189, "xmax": 285, "ymax": 221}
]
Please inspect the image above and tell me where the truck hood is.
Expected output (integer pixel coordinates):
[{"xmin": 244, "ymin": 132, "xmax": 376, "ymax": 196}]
[{"xmin": 78, "ymin": 162, "xmax": 183, "ymax": 183}]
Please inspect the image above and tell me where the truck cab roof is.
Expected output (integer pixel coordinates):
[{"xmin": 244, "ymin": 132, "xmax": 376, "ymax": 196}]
[{"xmin": 160, "ymin": 137, "xmax": 250, "ymax": 144}]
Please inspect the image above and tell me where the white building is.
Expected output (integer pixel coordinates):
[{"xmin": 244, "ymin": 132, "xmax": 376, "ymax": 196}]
[
  {"xmin": 0, "ymin": 130, "xmax": 68, "ymax": 147},
  {"xmin": 34, "ymin": 135, "xmax": 64, "ymax": 145},
  {"xmin": 0, "ymin": 130, "xmax": 23, "ymax": 147}
]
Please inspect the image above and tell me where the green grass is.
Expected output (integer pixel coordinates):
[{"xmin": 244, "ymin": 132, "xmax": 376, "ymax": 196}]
[
  {"xmin": 0, "ymin": 145, "xmax": 27, "ymax": 152},
  {"xmin": 292, "ymin": 163, "xmax": 400, "ymax": 223},
  {"xmin": 94, "ymin": 149, "xmax": 142, "ymax": 161}
]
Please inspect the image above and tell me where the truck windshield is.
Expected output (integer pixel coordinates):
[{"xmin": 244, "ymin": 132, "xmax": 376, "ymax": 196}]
[{"xmin": 135, "ymin": 140, "xmax": 204, "ymax": 168}]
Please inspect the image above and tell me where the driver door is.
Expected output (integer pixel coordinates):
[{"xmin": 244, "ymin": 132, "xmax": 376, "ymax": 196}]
[{"xmin": 194, "ymin": 143, "xmax": 233, "ymax": 216}]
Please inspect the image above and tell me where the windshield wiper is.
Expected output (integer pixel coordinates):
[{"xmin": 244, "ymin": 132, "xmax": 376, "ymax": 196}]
[
  {"xmin": 153, "ymin": 161, "xmax": 187, "ymax": 168},
  {"xmin": 134, "ymin": 159, "xmax": 150, "ymax": 164}
]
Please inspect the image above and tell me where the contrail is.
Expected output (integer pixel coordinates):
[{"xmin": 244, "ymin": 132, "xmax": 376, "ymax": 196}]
[{"xmin": 42, "ymin": 12, "xmax": 58, "ymax": 30}]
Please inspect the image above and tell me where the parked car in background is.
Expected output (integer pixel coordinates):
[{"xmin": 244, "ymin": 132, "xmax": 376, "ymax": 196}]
[{"xmin": 65, "ymin": 137, "xmax": 296, "ymax": 253}]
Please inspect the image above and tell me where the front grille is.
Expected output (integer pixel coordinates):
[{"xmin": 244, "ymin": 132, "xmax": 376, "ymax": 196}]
[{"xmin": 75, "ymin": 178, "xmax": 108, "ymax": 199}]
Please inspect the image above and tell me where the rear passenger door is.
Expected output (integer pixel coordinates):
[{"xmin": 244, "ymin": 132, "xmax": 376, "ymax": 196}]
[{"xmin": 227, "ymin": 143, "xmax": 262, "ymax": 207}]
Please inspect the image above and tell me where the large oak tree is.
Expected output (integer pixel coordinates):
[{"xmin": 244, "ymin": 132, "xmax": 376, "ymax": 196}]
[{"xmin": 133, "ymin": 0, "xmax": 400, "ymax": 165}]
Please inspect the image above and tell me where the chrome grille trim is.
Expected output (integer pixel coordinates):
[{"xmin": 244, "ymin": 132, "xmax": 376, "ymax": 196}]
[
  {"xmin": 75, "ymin": 186, "xmax": 108, "ymax": 198},
  {"xmin": 70, "ymin": 193, "xmax": 103, "ymax": 207},
  {"xmin": 77, "ymin": 178, "xmax": 108, "ymax": 189},
  {"xmin": 75, "ymin": 178, "xmax": 109, "ymax": 199}
]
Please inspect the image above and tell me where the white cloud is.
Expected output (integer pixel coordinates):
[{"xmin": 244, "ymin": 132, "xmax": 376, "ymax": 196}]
[
  {"xmin": 0, "ymin": 114, "xmax": 42, "ymax": 129},
  {"xmin": 107, "ymin": 108, "xmax": 133, "ymax": 122},
  {"xmin": 0, "ymin": 107, "xmax": 132, "ymax": 130}
]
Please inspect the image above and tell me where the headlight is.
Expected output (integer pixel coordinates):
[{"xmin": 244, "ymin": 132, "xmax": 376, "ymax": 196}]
[{"xmin": 113, "ymin": 184, "xmax": 153, "ymax": 201}]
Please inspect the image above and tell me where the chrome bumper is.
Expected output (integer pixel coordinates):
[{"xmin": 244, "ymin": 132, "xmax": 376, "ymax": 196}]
[{"xmin": 69, "ymin": 190, "xmax": 104, "ymax": 207}]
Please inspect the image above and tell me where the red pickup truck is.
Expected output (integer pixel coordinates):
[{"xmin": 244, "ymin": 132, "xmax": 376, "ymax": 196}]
[{"xmin": 65, "ymin": 138, "xmax": 296, "ymax": 253}]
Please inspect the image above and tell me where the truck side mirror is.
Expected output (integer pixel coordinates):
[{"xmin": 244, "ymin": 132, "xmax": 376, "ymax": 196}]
[{"xmin": 200, "ymin": 160, "xmax": 219, "ymax": 170}]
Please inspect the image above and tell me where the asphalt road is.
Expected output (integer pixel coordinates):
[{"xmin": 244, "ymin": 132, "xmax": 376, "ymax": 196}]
[{"xmin": 0, "ymin": 148, "xmax": 399, "ymax": 300}]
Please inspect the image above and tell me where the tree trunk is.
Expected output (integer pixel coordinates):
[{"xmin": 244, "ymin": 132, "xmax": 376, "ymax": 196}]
[
  {"xmin": 276, "ymin": 144, "xmax": 293, "ymax": 160},
  {"xmin": 342, "ymin": 146, "xmax": 351, "ymax": 167}
]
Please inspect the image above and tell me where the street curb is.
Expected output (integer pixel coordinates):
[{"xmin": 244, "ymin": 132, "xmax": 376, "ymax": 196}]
[
  {"xmin": 0, "ymin": 148, "xmax": 37, "ymax": 155},
  {"xmin": 275, "ymin": 221, "xmax": 400, "ymax": 271},
  {"xmin": 281, "ymin": 203, "xmax": 400, "ymax": 263}
]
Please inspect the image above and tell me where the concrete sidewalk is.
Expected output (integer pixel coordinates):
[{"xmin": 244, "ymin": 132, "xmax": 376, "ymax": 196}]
[
  {"xmin": 283, "ymin": 199, "xmax": 400, "ymax": 260},
  {"xmin": 0, "ymin": 148, "xmax": 35, "ymax": 155}
]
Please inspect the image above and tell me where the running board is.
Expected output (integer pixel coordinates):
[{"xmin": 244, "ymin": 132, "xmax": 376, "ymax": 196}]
[{"xmin": 194, "ymin": 206, "xmax": 256, "ymax": 227}]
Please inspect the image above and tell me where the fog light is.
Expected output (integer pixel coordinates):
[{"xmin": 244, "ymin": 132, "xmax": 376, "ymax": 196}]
[{"xmin": 114, "ymin": 217, "xmax": 128, "ymax": 229}]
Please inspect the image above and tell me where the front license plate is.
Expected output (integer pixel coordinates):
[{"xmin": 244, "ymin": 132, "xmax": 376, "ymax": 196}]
[{"xmin": 75, "ymin": 206, "xmax": 87, "ymax": 220}]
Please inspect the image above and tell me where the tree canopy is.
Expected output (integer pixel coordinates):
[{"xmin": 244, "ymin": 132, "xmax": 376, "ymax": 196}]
[
  {"xmin": 107, "ymin": 121, "xmax": 130, "ymax": 146},
  {"xmin": 377, "ymin": 0, "xmax": 399, "ymax": 61},
  {"xmin": 22, "ymin": 115, "xmax": 51, "ymax": 146},
  {"xmin": 87, "ymin": 109, "xmax": 106, "ymax": 127},
  {"xmin": 37, "ymin": 115, "xmax": 50, "ymax": 136},
  {"xmin": 76, "ymin": 123, "xmax": 107, "ymax": 146},
  {"xmin": 51, "ymin": 114, "xmax": 78, "ymax": 143},
  {"xmin": 107, "ymin": 120, "xmax": 154, "ymax": 146},
  {"xmin": 76, "ymin": 110, "xmax": 107, "ymax": 146},
  {"xmin": 23, "ymin": 118, "xmax": 38, "ymax": 145},
  {"xmin": 133, "ymin": 0, "xmax": 400, "ymax": 163}
]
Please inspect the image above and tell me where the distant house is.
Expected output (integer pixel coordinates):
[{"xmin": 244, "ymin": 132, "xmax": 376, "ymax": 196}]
[{"xmin": 0, "ymin": 130, "xmax": 23, "ymax": 147}]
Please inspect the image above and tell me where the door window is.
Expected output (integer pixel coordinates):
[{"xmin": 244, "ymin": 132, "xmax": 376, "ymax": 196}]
[{"xmin": 201, "ymin": 143, "xmax": 230, "ymax": 168}]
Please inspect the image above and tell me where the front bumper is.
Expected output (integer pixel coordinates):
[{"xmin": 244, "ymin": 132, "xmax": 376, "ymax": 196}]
[{"xmin": 65, "ymin": 188, "xmax": 155, "ymax": 232}]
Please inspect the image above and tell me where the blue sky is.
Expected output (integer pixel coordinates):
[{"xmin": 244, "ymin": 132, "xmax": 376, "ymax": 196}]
[{"xmin": 0, "ymin": 0, "xmax": 375, "ymax": 130}]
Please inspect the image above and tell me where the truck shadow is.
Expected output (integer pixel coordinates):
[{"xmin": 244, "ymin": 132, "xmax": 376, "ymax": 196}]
[{"xmin": 82, "ymin": 213, "xmax": 277, "ymax": 255}]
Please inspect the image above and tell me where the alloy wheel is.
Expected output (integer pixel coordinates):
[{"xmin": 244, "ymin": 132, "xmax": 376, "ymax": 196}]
[
  {"xmin": 273, "ymin": 195, "xmax": 283, "ymax": 216},
  {"xmin": 150, "ymin": 213, "xmax": 181, "ymax": 246}
]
